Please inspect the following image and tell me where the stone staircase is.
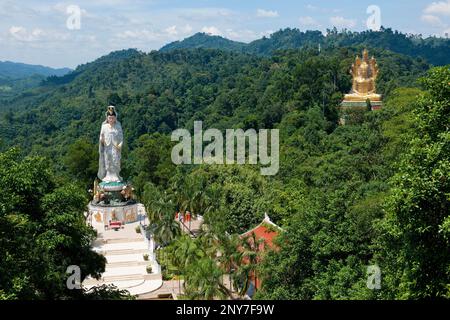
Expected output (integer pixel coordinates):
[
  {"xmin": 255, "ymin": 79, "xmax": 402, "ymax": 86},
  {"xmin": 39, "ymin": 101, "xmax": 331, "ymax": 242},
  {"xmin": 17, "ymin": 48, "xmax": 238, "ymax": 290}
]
[
  {"xmin": 83, "ymin": 222, "xmax": 163, "ymax": 296},
  {"xmin": 99, "ymin": 248, "xmax": 149, "ymax": 256}
]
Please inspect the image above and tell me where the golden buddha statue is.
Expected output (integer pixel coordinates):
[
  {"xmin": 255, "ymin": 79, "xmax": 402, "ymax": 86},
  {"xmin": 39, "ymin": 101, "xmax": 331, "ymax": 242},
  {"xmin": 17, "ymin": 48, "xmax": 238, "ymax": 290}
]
[{"xmin": 344, "ymin": 49, "xmax": 381, "ymax": 102}]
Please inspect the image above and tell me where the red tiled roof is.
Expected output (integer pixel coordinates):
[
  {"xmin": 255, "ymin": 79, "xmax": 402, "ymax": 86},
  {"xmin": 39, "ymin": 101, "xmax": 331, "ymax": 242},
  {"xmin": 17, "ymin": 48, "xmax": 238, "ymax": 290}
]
[
  {"xmin": 240, "ymin": 214, "xmax": 282, "ymax": 250},
  {"xmin": 241, "ymin": 224, "xmax": 278, "ymax": 249}
]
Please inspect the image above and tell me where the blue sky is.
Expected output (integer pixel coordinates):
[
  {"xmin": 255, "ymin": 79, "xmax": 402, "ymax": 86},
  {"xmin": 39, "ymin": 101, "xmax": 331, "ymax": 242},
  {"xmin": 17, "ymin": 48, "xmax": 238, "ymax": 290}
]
[{"xmin": 0, "ymin": 0, "xmax": 449, "ymax": 68}]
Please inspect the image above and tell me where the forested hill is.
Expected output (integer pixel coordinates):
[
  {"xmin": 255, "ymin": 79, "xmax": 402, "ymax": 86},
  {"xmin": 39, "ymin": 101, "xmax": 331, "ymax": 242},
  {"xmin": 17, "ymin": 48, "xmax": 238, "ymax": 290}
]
[
  {"xmin": 160, "ymin": 28, "xmax": 450, "ymax": 66},
  {"xmin": 160, "ymin": 33, "xmax": 246, "ymax": 53},
  {"xmin": 0, "ymin": 46, "xmax": 429, "ymax": 160}
]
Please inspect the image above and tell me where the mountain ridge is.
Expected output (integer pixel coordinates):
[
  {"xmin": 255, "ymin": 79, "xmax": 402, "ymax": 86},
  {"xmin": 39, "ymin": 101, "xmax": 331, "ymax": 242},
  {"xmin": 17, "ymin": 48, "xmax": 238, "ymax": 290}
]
[
  {"xmin": 0, "ymin": 61, "xmax": 72, "ymax": 80},
  {"xmin": 160, "ymin": 28, "xmax": 450, "ymax": 66}
]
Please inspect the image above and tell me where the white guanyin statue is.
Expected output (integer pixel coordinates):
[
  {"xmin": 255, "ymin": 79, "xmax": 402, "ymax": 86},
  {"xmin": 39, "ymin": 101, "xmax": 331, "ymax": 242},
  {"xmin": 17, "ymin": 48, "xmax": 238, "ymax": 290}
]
[{"xmin": 97, "ymin": 106, "xmax": 123, "ymax": 183}]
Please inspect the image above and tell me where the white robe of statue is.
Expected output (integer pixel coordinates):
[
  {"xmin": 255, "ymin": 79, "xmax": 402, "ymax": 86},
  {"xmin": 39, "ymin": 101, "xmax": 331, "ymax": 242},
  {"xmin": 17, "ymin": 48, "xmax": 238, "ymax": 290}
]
[{"xmin": 98, "ymin": 120, "xmax": 123, "ymax": 182}]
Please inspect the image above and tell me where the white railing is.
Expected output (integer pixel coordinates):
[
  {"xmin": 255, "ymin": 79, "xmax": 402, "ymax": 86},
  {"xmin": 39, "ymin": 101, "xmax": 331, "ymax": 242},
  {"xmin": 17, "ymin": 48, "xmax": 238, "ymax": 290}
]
[{"xmin": 139, "ymin": 220, "xmax": 161, "ymax": 275}]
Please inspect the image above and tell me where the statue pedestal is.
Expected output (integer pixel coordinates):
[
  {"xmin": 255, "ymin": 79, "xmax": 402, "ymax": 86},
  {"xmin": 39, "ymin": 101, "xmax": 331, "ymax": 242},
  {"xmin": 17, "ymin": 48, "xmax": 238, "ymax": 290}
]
[
  {"xmin": 90, "ymin": 180, "xmax": 140, "ymax": 226},
  {"xmin": 338, "ymin": 99, "xmax": 383, "ymax": 125},
  {"xmin": 99, "ymin": 181, "xmax": 126, "ymax": 192},
  {"xmin": 88, "ymin": 201, "xmax": 141, "ymax": 226}
]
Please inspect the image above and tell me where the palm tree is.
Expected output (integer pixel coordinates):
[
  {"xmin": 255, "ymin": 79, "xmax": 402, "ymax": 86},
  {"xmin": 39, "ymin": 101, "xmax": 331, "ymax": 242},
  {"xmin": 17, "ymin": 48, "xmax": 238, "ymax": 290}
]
[
  {"xmin": 216, "ymin": 233, "xmax": 242, "ymax": 292},
  {"xmin": 175, "ymin": 236, "xmax": 204, "ymax": 270},
  {"xmin": 183, "ymin": 257, "xmax": 231, "ymax": 300},
  {"xmin": 142, "ymin": 182, "xmax": 163, "ymax": 225},
  {"xmin": 174, "ymin": 175, "xmax": 216, "ymax": 220},
  {"xmin": 234, "ymin": 232, "xmax": 264, "ymax": 297},
  {"xmin": 153, "ymin": 215, "xmax": 180, "ymax": 246},
  {"xmin": 143, "ymin": 186, "xmax": 180, "ymax": 247},
  {"xmin": 166, "ymin": 235, "xmax": 204, "ymax": 293}
]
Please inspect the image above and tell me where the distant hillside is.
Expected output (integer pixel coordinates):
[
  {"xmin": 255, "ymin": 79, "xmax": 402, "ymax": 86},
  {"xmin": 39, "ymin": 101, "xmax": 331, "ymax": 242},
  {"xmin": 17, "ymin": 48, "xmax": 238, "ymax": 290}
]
[
  {"xmin": 0, "ymin": 61, "xmax": 71, "ymax": 80},
  {"xmin": 0, "ymin": 74, "xmax": 46, "ymax": 97},
  {"xmin": 0, "ymin": 45, "xmax": 430, "ymax": 157},
  {"xmin": 160, "ymin": 28, "xmax": 450, "ymax": 66},
  {"xmin": 41, "ymin": 49, "xmax": 142, "ymax": 86}
]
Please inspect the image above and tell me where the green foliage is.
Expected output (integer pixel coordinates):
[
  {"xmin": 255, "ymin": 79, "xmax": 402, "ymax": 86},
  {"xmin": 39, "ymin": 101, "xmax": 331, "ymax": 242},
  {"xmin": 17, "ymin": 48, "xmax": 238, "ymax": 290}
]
[
  {"xmin": 0, "ymin": 45, "xmax": 428, "ymax": 175},
  {"xmin": 127, "ymin": 133, "xmax": 176, "ymax": 191},
  {"xmin": 0, "ymin": 74, "xmax": 47, "ymax": 99},
  {"xmin": 63, "ymin": 137, "xmax": 97, "ymax": 187},
  {"xmin": 377, "ymin": 66, "xmax": 450, "ymax": 299},
  {"xmin": 169, "ymin": 165, "xmax": 267, "ymax": 234},
  {"xmin": 0, "ymin": 148, "xmax": 107, "ymax": 299},
  {"xmin": 381, "ymin": 87, "xmax": 423, "ymax": 164},
  {"xmin": 82, "ymin": 284, "xmax": 135, "ymax": 300},
  {"xmin": 183, "ymin": 257, "xmax": 228, "ymax": 300}
]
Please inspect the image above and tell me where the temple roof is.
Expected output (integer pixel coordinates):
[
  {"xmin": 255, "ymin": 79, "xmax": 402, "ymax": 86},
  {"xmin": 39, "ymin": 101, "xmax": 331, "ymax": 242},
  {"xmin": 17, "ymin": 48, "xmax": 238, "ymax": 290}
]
[{"xmin": 240, "ymin": 213, "xmax": 283, "ymax": 249}]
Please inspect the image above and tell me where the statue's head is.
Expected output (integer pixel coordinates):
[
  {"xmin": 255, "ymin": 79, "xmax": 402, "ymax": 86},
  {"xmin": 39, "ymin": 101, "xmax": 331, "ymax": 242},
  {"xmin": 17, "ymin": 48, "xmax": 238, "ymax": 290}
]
[
  {"xmin": 106, "ymin": 105, "xmax": 117, "ymax": 125},
  {"xmin": 363, "ymin": 49, "xmax": 369, "ymax": 61}
]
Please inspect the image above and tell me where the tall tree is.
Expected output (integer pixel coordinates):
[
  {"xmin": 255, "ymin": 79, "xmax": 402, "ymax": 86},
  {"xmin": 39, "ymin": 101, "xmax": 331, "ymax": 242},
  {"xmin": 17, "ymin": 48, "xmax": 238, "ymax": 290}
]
[
  {"xmin": 378, "ymin": 66, "xmax": 450, "ymax": 299},
  {"xmin": 0, "ymin": 148, "xmax": 107, "ymax": 299}
]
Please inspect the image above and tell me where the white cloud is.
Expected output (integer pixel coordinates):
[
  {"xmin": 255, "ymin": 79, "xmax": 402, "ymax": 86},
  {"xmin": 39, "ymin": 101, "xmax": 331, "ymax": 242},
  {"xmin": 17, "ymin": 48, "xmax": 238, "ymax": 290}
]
[
  {"xmin": 182, "ymin": 24, "xmax": 193, "ymax": 34},
  {"xmin": 306, "ymin": 4, "xmax": 341, "ymax": 14},
  {"xmin": 424, "ymin": 0, "xmax": 450, "ymax": 16},
  {"xmin": 163, "ymin": 25, "xmax": 193, "ymax": 37},
  {"xmin": 9, "ymin": 26, "xmax": 43, "ymax": 41},
  {"xmin": 165, "ymin": 25, "xmax": 178, "ymax": 36},
  {"xmin": 422, "ymin": 1, "xmax": 450, "ymax": 36},
  {"xmin": 201, "ymin": 26, "xmax": 222, "ymax": 36},
  {"xmin": 330, "ymin": 16, "xmax": 356, "ymax": 29},
  {"xmin": 8, "ymin": 26, "xmax": 70, "ymax": 43},
  {"xmin": 224, "ymin": 29, "xmax": 273, "ymax": 42},
  {"xmin": 299, "ymin": 16, "xmax": 320, "ymax": 27},
  {"xmin": 225, "ymin": 28, "xmax": 253, "ymax": 40},
  {"xmin": 116, "ymin": 29, "xmax": 160, "ymax": 41},
  {"xmin": 306, "ymin": 4, "xmax": 318, "ymax": 11},
  {"xmin": 256, "ymin": 9, "xmax": 279, "ymax": 18},
  {"xmin": 421, "ymin": 14, "xmax": 445, "ymax": 27},
  {"xmin": 178, "ymin": 8, "xmax": 234, "ymax": 21}
]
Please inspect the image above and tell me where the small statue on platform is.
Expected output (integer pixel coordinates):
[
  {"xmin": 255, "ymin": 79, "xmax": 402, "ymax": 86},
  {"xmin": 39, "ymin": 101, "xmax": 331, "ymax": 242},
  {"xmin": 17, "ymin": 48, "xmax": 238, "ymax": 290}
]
[{"xmin": 121, "ymin": 185, "xmax": 135, "ymax": 201}]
